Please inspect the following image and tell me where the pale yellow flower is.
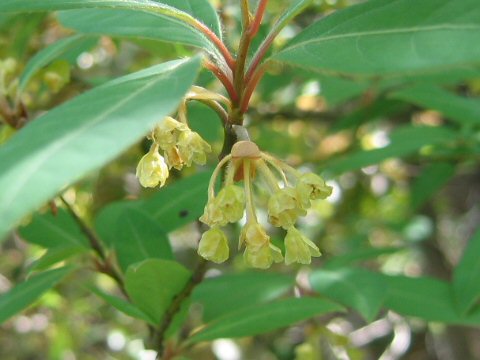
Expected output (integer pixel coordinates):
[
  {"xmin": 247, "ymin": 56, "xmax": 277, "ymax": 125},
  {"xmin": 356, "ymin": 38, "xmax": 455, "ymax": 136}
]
[
  {"xmin": 135, "ymin": 145, "xmax": 169, "ymax": 188},
  {"xmin": 153, "ymin": 116, "xmax": 188, "ymax": 150},
  {"xmin": 244, "ymin": 242, "xmax": 283, "ymax": 269},
  {"xmin": 296, "ymin": 173, "xmax": 332, "ymax": 208},
  {"xmin": 268, "ymin": 187, "xmax": 306, "ymax": 229},
  {"xmin": 240, "ymin": 221, "xmax": 270, "ymax": 249},
  {"xmin": 200, "ymin": 185, "xmax": 245, "ymax": 227},
  {"xmin": 284, "ymin": 226, "xmax": 321, "ymax": 265},
  {"xmin": 177, "ymin": 130, "xmax": 211, "ymax": 166},
  {"xmin": 164, "ymin": 146, "xmax": 184, "ymax": 170},
  {"xmin": 198, "ymin": 227, "xmax": 229, "ymax": 263}
]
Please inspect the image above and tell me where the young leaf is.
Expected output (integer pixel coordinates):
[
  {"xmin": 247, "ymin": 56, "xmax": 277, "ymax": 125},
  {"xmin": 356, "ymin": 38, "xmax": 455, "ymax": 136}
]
[
  {"xmin": 0, "ymin": 0, "xmax": 222, "ymax": 58},
  {"xmin": 125, "ymin": 259, "xmax": 191, "ymax": 324},
  {"xmin": 410, "ymin": 162, "xmax": 455, "ymax": 210},
  {"xmin": 192, "ymin": 272, "xmax": 294, "ymax": 322},
  {"xmin": 188, "ymin": 297, "xmax": 344, "ymax": 343},
  {"xmin": 19, "ymin": 34, "xmax": 97, "ymax": 92},
  {"xmin": 309, "ymin": 267, "xmax": 387, "ymax": 322},
  {"xmin": 0, "ymin": 267, "xmax": 73, "ymax": 324},
  {"xmin": 111, "ymin": 208, "xmax": 174, "ymax": 272},
  {"xmin": 391, "ymin": 85, "xmax": 480, "ymax": 127},
  {"xmin": 453, "ymin": 228, "xmax": 480, "ymax": 315},
  {"xmin": 0, "ymin": 57, "xmax": 201, "ymax": 242},
  {"xmin": 19, "ymin": 208, "xmax": 89, "ymax": 249},
  {"xmin": 273, "ymin": 0, "xmax": 480, "ymax": 77}
]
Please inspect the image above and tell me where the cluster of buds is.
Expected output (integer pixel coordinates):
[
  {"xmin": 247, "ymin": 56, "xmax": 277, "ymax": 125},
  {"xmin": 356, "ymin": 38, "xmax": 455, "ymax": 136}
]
[
  {"xmin": 136, "ymin": 116, "xmax": 211, "ymax": 188},
  {"xmin": 198, "ymin": 140, "xmax": 332, "ymax": 269}
]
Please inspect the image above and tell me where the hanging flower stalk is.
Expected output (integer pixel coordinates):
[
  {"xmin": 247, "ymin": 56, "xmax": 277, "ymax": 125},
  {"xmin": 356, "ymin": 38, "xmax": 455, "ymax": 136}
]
[{"xmin": 198, "ymin": 140, "xmax": 332, "ymax": 268}]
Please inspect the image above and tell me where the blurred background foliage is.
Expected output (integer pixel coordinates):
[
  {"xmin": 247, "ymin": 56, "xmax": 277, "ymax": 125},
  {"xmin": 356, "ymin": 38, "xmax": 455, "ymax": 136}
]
[{"xmin": 1, "ymin": 0, "xmax": 480, "ymax": 359}]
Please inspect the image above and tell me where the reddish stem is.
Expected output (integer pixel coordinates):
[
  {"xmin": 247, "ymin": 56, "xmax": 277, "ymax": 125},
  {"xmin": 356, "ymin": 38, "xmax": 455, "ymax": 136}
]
[
  {"xmin": 196, "ymin": 21, "xmax": 236, "ymax": 71},
  {"xmin": 249, "ymin": 0, "xmax": 269, "ymax": 37},
  {"xmin": 245, "ymin": 32, "xmax": 275, "ymax": 85},
  {"xmin": 241, "ymin": 66, "xmax": 266, "ymax": 113},
  {"xmin": 204, "ymin": 61, "xmax": 239, "ymax": 104}
]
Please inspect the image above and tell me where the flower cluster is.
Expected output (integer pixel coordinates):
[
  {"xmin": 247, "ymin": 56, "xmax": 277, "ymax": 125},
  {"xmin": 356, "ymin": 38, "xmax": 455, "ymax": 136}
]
[
  {"xmin": 198, "ymin": 140, "xmax": 332, "ymax": 268},
  {"xmin": 136, "ymin": 116, "xmax": 211, "ymax": 188}
]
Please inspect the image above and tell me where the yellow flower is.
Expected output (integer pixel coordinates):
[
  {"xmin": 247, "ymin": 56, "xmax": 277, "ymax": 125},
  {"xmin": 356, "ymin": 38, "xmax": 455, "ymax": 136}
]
[
  {"xmin": 244, "ymin": 242, "xmax": 283, "ymax": 269},
  {"xmin": 135, "ymin": 145, "xmax": 169, "ymax": 188},
  {"xmin": 164, "ymin": 146, "xmax": 184, "ymax": 170},
  {"xmin": 200, "ymin": 185, "xmax": 245, "ymax": 227},
  {"xmin": 284, "ymin": 226, "xmax": 321, "ymax": 265},
  {"xmin": 240, "ymin": 221, "xmax": 270, "ymax": 249},
  {"xmin": 296, "ymin": 173, "xmax": 332, "ymax": 208},
  {"xmin": 177, "ymin": 130, "xmax": 211, "ymax": 166},
  {"xmin": 268, "ymin": 187, "xmax": 306, "ymax": 229},
  {"xmin": 153, "ymin": 116, "xmax": 188, "ymax": 150},
  {"xmin": 198, "ymin": 227, "xmax": 229, "ymax": 263}
]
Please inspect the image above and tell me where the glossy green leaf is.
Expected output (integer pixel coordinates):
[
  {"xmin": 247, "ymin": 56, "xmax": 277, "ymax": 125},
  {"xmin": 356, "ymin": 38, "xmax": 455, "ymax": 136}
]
[
  {"xmin": 188, "ymin": 297, "xmax": 344, "ymax": 343},
  {"xmin": 273, "ymin": 0, "xmax": 480, "ymax": 76},
  {"xmin": 0, "ymin": 0, "xmax": 221, "ymax": 57},
  {"xmin": 326, "ymin": 125, "xmax": 457, "ymax": 174},
  {"xmin": 310, "ymin": 268, "xmax": 387, "ymax": 322},
  {"xmin": 19, "ymin": 209, "xmax": 89, "ymax": 249},
  {"xmin": 410, "ymin": 162, "xmax": 455, "ymax": 210},
  {"xmin": 383, "ymin": 275, "xmax": 461, "ymax": 323},
  {"xmin": 19, "ymin": 34, "xmax": 97, "ymax": 92},
  {"xmin": 125, "ymin": 259, "xmax": 191, "ymax": 324},
  {"xmin": 113, "ymin": 208, "xmax": 173, "ymax": 272},
  {"xmin": 95, "ymin": 171, "xmax": 211, "ymax": 242},
  {"xmin": 453, "ymin": 228, "xmax": 480, "ymax": 315},
  {"xmin": 0, "ymin": 57, "xmax": 201, "ymax": 241},
  {"xmin": 90, "ymin": 286, "xmax": 155, "ymax": 324},
  {"xmin": 0, "ymin": 267, "xmax": 73, "ymax": 324},
  {"xmin": 192, "ymin": 272, "xmax": 294, "ymax": 322},
  {"xmin": 392, "ymin": 85, "xmax": 480, "ymax": 127}
]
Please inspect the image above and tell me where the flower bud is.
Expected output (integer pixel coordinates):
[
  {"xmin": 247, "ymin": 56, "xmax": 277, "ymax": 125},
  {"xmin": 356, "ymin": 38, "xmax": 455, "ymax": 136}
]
[
  {"xmin": 135, "ymin": 145, "xmax": 169, "ymax": 188},
  {"xmin": 284, "ymin": 226, "xmax": 321, "ymax": 265},
  {"xmin": 268, "ymin": 187, "xmax": 306, "ymax": 229},
  {"xmin": 153, "ymin": 117, "xmax": 188, "ymax": 150},
  {"xmin": 296, "ymin": 173, "xmax": 332, "ymax": 208},
  {"xmin": 198, "ymin": 227, "xmax": 230, "ymax": 263},
  {"xmin": 244, "ymin": 242, "xmax": 283, "ymax": 269},
  {"xmin": 177, "ymin": 130, "xmax": 211, "ymax": 166}
]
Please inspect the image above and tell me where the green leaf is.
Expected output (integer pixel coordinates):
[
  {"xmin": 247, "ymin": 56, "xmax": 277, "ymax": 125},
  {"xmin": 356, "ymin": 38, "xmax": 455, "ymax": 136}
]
[
  {"xmin": 410, "ymin": 162, "xmax": 455, "ymax": 210},
  {"xmin": 30, "ymin": 246, "xmax": 87, "ymax": 272},
  {"xmin": 19, "ymin": 209, "xmax": 89, "ymax": 249},
  {"xmin": 19, "ymin": 34, "xmax": 97, "ymax": 92},
  {"xmin": 310, "ymin": 268, "xmax": 387, "ymax": 322},
  {"xmin": 192, "ymin": 272, "xmax": 294, "ymax": 322},
  {"xmin": 0, "ymin": 267, "xmax": 73, "ymax": 324},
  {"xmin": 453, "ymin": 228, "xmax": 480, "ymax": 315},
  {"xmin": 90, "ymin": 286, "xmax": 155, "ymax": 324},
  {"xmin": 391, "ymin": 85, "xmax": 480, "ymax": 127},
  {"xmin": 125, "ymin": 259, "xmax": 191, "ymax": 324},
  {"xmin": 0, "ymin": 57, "xmax": 201, "ymax": 242},
  {"xmin": 112, "ymin": 208, "xmax": 173, "ymax": 272},
  {"xmin": 325, "ymin": 125, "xmax": 457, "ymax": 174},
  {"xmin": 188, "ymin": 297, "xmax": 344, "ymax": 343},
  {"xmin": 383, "ymin": 275, "xmax": 461, "ymax": 323},
  {"xmin": 273, "ymin": 0, "xmax": 480, "ymax": 76},
  {"xmin": 95, "ymin": 171, "xmax": 211, "ymax": 242},
  {"xmin": 0, "ymin": 0, "xmax": 222, "ymax": 57}
]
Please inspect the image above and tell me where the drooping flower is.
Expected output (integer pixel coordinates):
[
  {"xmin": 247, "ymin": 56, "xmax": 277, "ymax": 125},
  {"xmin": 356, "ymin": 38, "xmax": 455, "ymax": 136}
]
[
  {"xmin": 244, "ymin": 242, "xmax": 283, "ymax": 269},
  {"xmin": 296, "ymin": 173, "xmax": 332, "ymax": 208},
  {"xmin": 284, "ymin": 226, "xmax": 321, "ymax": 265},
  {"xmin": 153, "ymin": 116, "xmax": 189, "ymax": 150},
  {"xmin": 177, "ymin": 130, "xmax": 212, "ymax": 166},
  {"xmin": 239, "ymin": 221, "xmax": 270, "ymax": 249},
  {"xmin": 268, "ymin": 187, "xmax": 306, "ymax": 229},
  {"xmin": 164, "ymin": 146, "xmax": 184, "ymax": 170},
  {"xmin": 200, "ymin": 185, "xmax": 245, "ymax": 227},
  {"xmin": 197, "ymin": 227, "xmax": 229, "ymax": 263},
  {"xmin": 135, "ymin": 144, "xmax": 169, "ymax": 188}
]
